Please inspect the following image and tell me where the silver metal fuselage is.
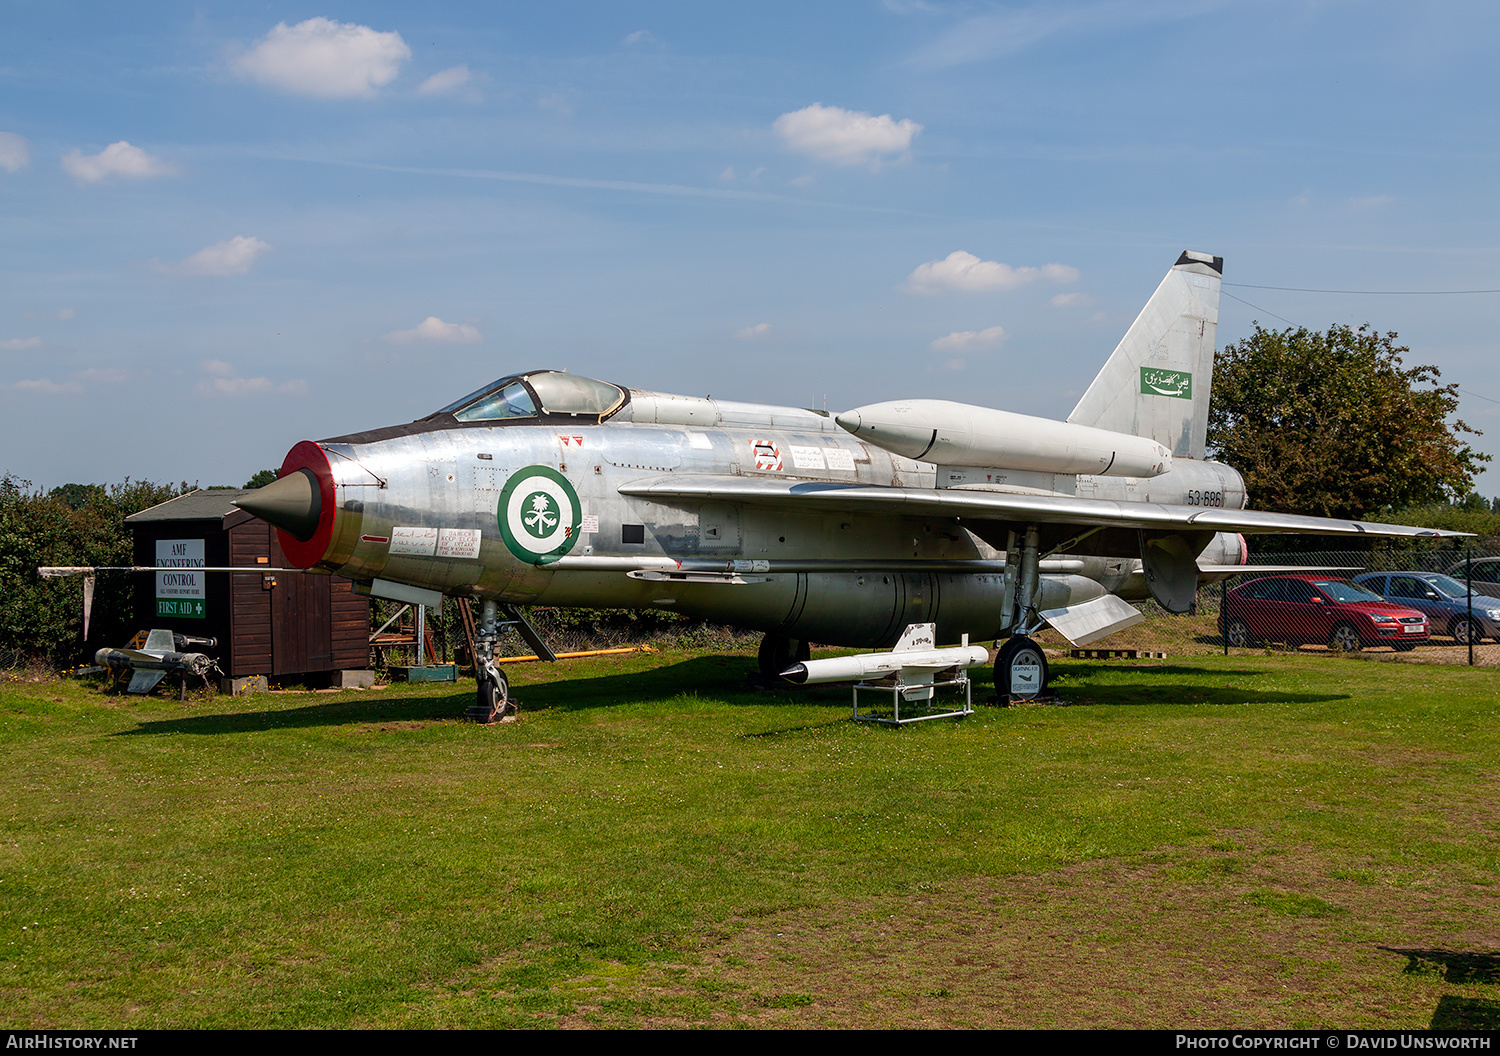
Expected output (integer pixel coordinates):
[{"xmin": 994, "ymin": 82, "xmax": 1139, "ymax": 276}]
[{"xmin": 310, "ymin": 391, "xmax": 1246, "ymax": 648}]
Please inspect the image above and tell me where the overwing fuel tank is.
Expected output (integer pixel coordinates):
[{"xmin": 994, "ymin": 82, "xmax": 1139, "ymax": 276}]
[{"xmin": 836, "ymin": 399, "xmax": 1172, "ymax": 477}]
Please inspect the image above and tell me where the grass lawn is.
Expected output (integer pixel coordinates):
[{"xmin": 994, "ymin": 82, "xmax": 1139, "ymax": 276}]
[{"xmin": 2, "ymin": 649, "xmax": 1499, "ymax": 1029}]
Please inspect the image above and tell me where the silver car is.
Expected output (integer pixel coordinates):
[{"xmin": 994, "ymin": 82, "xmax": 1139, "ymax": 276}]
[
  {"xmin": 1354, "ymin": 571, "xmax": 1500, "ymax": 644},
  {"xmin": 1444, "ymin": 557, "xmax": 1500, "ymax": 600}
]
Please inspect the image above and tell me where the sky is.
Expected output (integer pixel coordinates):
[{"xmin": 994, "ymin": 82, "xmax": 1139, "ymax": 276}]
[{"xmin": 3, "ymin": 1, "xmax": 1499, "ymax": 497}]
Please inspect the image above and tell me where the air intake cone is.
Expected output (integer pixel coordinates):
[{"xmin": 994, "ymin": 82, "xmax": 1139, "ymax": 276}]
[{"xmin": 234, "ymin": 468, "xmax": 322, "ymax": 541}]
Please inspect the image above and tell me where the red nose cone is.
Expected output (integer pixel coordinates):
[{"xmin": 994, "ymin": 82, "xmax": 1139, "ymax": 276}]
[{"xmin": 275, "ymin": 440, "xmax": 337, "ymax": 568}]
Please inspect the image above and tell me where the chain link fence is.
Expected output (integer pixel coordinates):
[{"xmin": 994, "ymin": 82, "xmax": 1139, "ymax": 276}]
[{"xmin": 1036, "ymin": 545, "xmax": 1500, "ymax": 667}]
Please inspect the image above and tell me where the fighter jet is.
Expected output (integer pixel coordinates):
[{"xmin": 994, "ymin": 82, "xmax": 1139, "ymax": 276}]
[{"xmin": 233, "ymin": 252, "xmax": 1459, "ymax": 711}]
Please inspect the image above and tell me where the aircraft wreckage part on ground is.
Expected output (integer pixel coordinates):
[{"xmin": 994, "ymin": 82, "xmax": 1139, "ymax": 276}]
[{"xmin": 836, "ymin": 400, "xmax": 1172, "ymax": 478}]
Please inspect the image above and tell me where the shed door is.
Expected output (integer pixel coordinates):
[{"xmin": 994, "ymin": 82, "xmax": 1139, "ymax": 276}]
[{"xmin": 269, "ymin": 532, "xmax": 334, "ymax": 675}]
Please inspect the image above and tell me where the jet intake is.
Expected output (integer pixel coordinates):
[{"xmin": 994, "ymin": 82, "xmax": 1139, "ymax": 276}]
[
  {"xmin": 835, "ymin": 399, "xmax": 1171, "ymax": 477},
  {"xmin": 234, "ymin": 468, "xmax": 323, "ymax": 542}
]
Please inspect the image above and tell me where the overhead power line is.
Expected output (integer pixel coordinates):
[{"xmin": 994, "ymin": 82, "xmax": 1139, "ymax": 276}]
[{"xmin": 1225, "ymin": 283, "xmax": 1500, "ymax": 295}]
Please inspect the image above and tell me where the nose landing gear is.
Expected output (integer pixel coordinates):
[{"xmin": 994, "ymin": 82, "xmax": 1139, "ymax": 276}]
[{"xmin": 467, "ymin": 599, "xmax": 518, "ymax": 723}]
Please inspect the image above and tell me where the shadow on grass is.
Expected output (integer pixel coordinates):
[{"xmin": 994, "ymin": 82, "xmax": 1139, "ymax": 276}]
[
  {"xmin": 115, "ymin": 654, "xmax": 814, "ymax": 736},
  {"xmin": 1383, "ymin": 946, "xmax": 1500, "ymax": 985},
  {"xmin": 117, "ymin": 653, "xmax": 1351, "ymax": 737},
  {"xmin": 1430, "ymin": 995, "xmax": 1500, "ymax": 1030}
]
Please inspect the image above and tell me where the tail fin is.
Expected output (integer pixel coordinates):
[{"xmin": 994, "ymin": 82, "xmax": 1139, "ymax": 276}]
[{"xmin": 1067, "ymin": 251, "xmax": 1221, "ymax": 460}]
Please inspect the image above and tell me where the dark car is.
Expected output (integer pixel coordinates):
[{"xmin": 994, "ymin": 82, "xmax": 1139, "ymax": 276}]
[
  {"xmin": 1353, "ymin": 571, "xmax": 1500, "ymax": 644},
  {"xmin": 1443, "ymin": 557, "xmax": 1500, "ymax": 600},
  {"xmin": 1221, "ymin": 575, "xmax": 1429, "ymax": 652}
]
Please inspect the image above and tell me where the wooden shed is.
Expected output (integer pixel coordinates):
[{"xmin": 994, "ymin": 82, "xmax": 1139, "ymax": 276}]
[{"xmin": 125, "ymin": 489, "xmax": 369, "ymax": 680}]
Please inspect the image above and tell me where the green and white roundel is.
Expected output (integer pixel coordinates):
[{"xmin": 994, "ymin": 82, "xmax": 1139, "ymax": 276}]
[{"xmin": 497, "ymin": 466, "xmax": 582, "ymax": 564}]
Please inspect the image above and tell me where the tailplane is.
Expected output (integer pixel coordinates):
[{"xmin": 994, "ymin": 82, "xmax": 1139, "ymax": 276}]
[{"xmin": 1067, "ymin": 251, "xmax": 1221, "ymax": 460}]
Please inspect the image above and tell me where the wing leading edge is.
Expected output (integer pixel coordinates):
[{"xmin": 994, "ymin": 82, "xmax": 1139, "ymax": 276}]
[{"xmin": 618, "ymin": 475, "xmax": 1466, "ymax": 542}]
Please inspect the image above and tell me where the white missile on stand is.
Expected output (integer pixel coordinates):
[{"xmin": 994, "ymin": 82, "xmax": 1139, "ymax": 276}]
[
  {"xmin": 780, "ymin": 622, "xmax": 991, "ymax": 698},
  {"xmin": 835, "ymin": 399, "xmax": 1172, "ymax": 477}
]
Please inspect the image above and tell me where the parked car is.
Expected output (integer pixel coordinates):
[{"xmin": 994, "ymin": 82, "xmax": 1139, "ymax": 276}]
[
  {"xmin": 1443, "ymin": 557, "xmax": 1500, "ymax": 600},
  {"xmin": 1221, "ymin": 575, "xmax": 1429, "ymax": 652},
  {"xmin": 1353, "ymin": 571, "xmax": 1500, "ymax": 645}
]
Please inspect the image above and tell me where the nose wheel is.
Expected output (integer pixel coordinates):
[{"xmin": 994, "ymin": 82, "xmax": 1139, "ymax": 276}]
[{"xmin": 470, "ymin": 667, "xmax": 516, "ymax": 723}]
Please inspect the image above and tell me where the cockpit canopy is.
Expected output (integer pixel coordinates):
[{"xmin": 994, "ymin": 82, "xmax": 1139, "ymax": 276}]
[{"xmin": 428, "ymin": 370, "xmax": 627, "ymax": 423}]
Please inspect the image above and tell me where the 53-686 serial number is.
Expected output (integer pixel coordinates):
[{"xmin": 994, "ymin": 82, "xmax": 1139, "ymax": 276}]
[{"xmin": 1184, "ymin": 490, "xmax": 1224, "ymax": 507}]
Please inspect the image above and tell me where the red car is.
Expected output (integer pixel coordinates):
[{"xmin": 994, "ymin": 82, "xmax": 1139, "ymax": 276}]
[{"xmin": 1221, "ymin": 575, "xmax": 1429, "ymax": 652}]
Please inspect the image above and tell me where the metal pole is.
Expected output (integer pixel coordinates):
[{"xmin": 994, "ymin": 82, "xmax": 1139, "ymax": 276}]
[
  {"xmin": 414, "ymin": 603, "xmax": 425, "ymax": 668},
  {"xmin": 1467, "ymin": 545, "xmax": 1474, "ymax": 668},
  {"xmin": 1222, "ymin": 577, "xmax": 1229, "ymax": 656}
]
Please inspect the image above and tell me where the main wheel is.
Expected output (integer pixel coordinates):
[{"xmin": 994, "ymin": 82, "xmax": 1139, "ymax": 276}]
[
  {"xmin": 995, "ymin": 635, "xmax": 1048, "ymax": 700},
  {"xmin": 758, "ymin": 633, "xmax": 810, "ymax": 680},
  {"xmin": 1451, "ymin": 617, "xmax": 1479, "ymax": 646},
  {"xmin": 1226, "ymin": 619, "xmax": 1256, "ymax": 648},
  {"xmin": 1328, "ymin": 622, "xmax": 1363, "ymax": 654}
]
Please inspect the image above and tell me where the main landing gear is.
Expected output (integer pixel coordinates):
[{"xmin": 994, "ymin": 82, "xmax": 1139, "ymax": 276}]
[
  {"xmin": 996, "ymin": 524, "xmax": 1050, "ymax": 702},
  {"xmin": 758, "ymin": 632, "xmax": 810, "ymax": 682},
  {"xmin": 995, "ymin": 635, "xmax": 1048, "ymax": 700}
]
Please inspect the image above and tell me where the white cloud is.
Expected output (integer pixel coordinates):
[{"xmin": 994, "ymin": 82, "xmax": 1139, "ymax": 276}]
[
  {"xmin": 418, "ymin": 65, "xmax": 471, "ymax": 96},
  {"xmin": 156, "ymin": 236, "xmax": 273, "ymax": 277},
  {"xmin": 0, "ymin": 132, "xmax": 30, "ymax": 172},
  {"xmin": 10, "ymin": 367, "xmax": 128, "ymax": 395},
  {"xmin": 905, "ymin": 251, "xmax": 1079, "ymax": 294},
  {"xmin": 538, "ymin": 92, "xmax": 575, "ymax": 116},
  {"xmin": 734, "ymin": 323, "xmax": 772, "ymax": 340},
  {"xmin": 233, "ymin": 18, "xmax": 410, "ymax": 98},
  {"xmin": 1050, "ymin": 292, "xmax": 1092, "ymax": 307},
  {"xmin": 1348, "ymin": 194, "xmax": 1396, "ymax": 210},
  {"xmin": 930, "ymin": 326, "xmax": 1008, "ymax": 352},
  {"xmin": 194, "ymin": 361, "xmax": 307, "ymax": 398},
  {"xmin": 773, "ymin": 104, "xmax": 922, "ymax": 167},
  {"xmin": 907, "ymin": 2, "xmax": 1219, "ymax": 69},
  {"xmin": 62, "ymin": 141, "xmax": 176, "ymax": 184},
  {"xmin": 622, "ymin": 29, "xmax": 657, "ymax": 46},
  {"xmin": 383, "ymin": 316, "xmax": 482, "ymax": 344},
  {"xmin": 24, "ymin": 308, "xmax": 75, "ymax": 321},
  {"xmin": 0, "ymin": 337, "xmax": 42, "ymax": 351}
]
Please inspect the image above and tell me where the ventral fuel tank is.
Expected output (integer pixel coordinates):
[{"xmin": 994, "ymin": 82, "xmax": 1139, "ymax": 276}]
[{"xmin": 837, "ymin": 399, "xmax": 1172, "ymax": 478}]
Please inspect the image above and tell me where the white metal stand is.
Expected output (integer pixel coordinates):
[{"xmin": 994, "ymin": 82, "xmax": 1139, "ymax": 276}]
[{"xmin": 851, "ymin": 671, "xmax": 974, "ymax": 725}]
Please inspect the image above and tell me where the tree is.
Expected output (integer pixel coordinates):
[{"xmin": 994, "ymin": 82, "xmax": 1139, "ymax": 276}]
[
  {"xmin": 1206, "ymin": 324, "xmax": 1489, "ymax": 520},
  {"xmin": 0, "ymin": 475, "xmax": 187, "ymax": 665},
  {"xmin": 244, "ymin": 468, "xmax": 279, "ymax": 489}
]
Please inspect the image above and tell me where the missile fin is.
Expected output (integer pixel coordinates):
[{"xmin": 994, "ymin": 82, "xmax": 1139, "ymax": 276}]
[
  {"xmin": 126, "ymin": 669, "xmax": 167, "ymax": 695},
  {"xmin": 892, "ymin": 622, "xmax": 937, "ymax": 652}
]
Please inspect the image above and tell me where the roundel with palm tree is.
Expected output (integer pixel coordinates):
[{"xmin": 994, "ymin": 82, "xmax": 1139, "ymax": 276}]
[{"xmin": 497, "ymin": 465, "xmax": 582, "ymax": 564}]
